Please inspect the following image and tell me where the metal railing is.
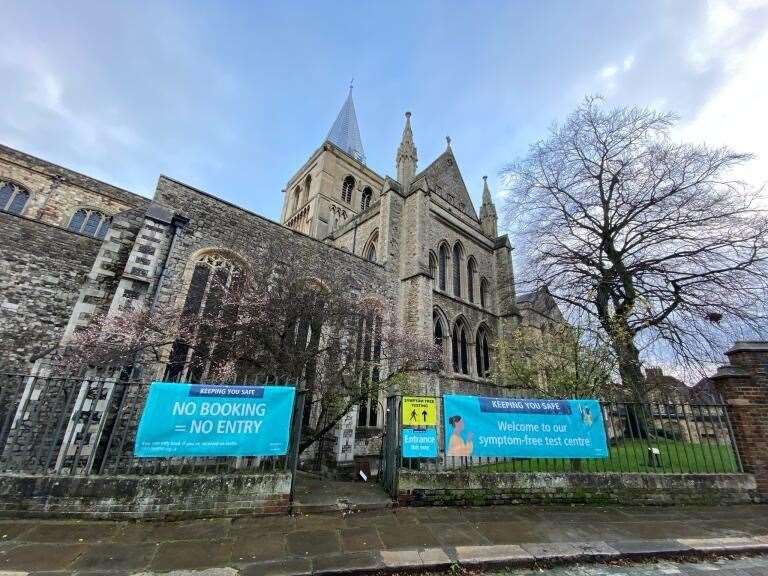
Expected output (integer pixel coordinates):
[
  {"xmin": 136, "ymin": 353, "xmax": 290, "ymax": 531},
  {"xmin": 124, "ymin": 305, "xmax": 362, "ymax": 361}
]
[
  {"xmin": 392, "ymin": 393, "xmax": 743, "ymax": 475},
  {"xmin": 0, "ymin": 372, "xmax": 303, "ymax": 477}
]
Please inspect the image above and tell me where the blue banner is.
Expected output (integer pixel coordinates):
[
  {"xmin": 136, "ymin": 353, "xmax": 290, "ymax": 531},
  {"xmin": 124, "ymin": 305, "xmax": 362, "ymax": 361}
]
[
  {"xmin": 442, "ymin": 395, "xmax": 608, "ymax": 459},
  {"xmin": 402, "ymin": 427, "xmax": 438, "ymax": 457},
  {"xmin": 134, "ymin": 382, "xmax": 295, "ymax": 457}
]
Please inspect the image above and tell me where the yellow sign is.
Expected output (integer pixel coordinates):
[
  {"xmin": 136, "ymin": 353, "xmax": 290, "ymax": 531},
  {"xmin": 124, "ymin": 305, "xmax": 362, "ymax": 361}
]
[{"xmin": 402, "ymin": 396, "xmax": 437, "ymax": 427}]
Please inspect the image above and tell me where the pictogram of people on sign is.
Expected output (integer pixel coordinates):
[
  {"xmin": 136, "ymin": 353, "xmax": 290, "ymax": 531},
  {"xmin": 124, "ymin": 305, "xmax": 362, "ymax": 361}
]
[{"xmin": 409, "ymin": 408, "xmax": 429, "ymax": 423}]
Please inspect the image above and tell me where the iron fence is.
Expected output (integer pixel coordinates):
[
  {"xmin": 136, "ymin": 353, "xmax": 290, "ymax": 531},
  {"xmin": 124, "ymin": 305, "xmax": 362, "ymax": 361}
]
[
  {"xmin": 390, "ymin": 393, "xmax": 743, "ymax": 475},
  {"xmin": 0, "ymin": 372, "xmax": 303, "ymax": 477}
]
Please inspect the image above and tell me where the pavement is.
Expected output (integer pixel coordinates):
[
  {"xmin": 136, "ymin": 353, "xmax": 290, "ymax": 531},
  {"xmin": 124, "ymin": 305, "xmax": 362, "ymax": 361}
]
[
  {"xmin": 1, "ymin": 504, "xmax": 768, "ymax": 575},
  {"xmin": 498, "ymin": 555, "xmax": 768, "ymax": 574},
  {"xmin": 291, "ymin": 473, "xmax": 392, "ymax": 514}
]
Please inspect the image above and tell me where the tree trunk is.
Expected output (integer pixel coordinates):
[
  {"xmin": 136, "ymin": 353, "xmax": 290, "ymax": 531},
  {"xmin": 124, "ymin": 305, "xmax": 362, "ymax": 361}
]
[{"xmin": 609, "ymin": 323, "xmax": 652, "ymax": 439}]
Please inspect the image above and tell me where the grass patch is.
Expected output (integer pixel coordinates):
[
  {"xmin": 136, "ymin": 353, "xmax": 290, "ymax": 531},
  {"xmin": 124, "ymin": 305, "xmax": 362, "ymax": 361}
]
[{"xmin": 468, "ymin": 440, "xmax": 739, "ymax": 474}]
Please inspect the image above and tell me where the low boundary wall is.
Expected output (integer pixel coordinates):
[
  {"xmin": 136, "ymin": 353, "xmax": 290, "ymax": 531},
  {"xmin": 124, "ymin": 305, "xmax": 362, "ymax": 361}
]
[
  {"xmin": 0, "ymin": 472, "xmax": 292, "ymax": 520},
  {"xmin": 398, "ymin": 471, "xmax": 758, "ymax": 507}
]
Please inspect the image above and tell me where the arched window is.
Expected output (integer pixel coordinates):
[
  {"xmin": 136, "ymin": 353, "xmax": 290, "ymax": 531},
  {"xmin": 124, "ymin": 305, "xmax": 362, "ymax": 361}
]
[
  {"xmin": 476, "ymin": 326, "xmax": 491, "ymax": 377},
  {"xmin": 293, "ymin": 186, "xmax": 302, "ymax": 212},
  {"xmin": 467, "ymin": 257, "xmax": 477, "ymax": 303},
  {"xmin": 68, "ymin": 208, "xmax": 110, "ymax": 239},
  {"xmin": 429, "ymin": 252, "xmax": 437, "ymax": 288},
  {"xmin": 0, "ymin": 181, "xmax": 30, "ymax": 215},
  {"xmin": 341, "ymin": 175, "xmax": 355, "ymax": 204},
  {"xmin": 452, "ymin": 320, "xmax": 469, "ymax": 375},
  {"xmin": 302, "ymin": 175, "xmax": 311, "ymax": 204},
  {"xmin": 361, "ymin": 187, "xmax": 372, "ymax": 211},
  {"xmin": 363, "ymin": 230, "xmax": 378, "ymax": 262},
  {"xmin": 165, "ymin": 252, "xmax": 243, "ymax": 382},
  {"xmin": 480, "ymin": 278, "xmax": 490, "ymax": 309},
  {"xmin": 433, "ymin": 311, "xmax": 444, "ymax": 348},
  {"xmin": 438, "ymin": 244, "xmax": 448, "ymax": 291},
  {"xmin": 357, "ymin": 312, "xmax": 383, "ymax": 427},
  {"xmin": 452, "ymin": 242, "xmax": 462, "ymax": 297}
]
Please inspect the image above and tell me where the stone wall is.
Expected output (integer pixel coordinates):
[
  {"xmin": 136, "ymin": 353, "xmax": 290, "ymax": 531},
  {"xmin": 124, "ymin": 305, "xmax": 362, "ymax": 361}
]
[
  {"xmin": 151, "ymin": 175, "xmax": 396, "ymax": 320},
  {"xmin": 0, "ymin": 472, "xmax": 291, "ymax": 519},
  {"xmin": 0, "ymin": 144, "xmax": 148, "ymax": 227},
  {"xmin": 0, "ymin": 212, "xmax": 101, "ymax": 368},
  {"xmin": 398, "ymin": 470, "xmax": 758, "ymax": 507}
]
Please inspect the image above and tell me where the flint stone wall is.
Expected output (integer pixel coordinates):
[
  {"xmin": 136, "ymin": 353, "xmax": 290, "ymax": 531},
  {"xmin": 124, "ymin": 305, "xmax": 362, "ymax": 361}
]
[
  {"xmin": 398, "ymin": 470, "xmax": 758, "ymax": 506},
  {"xmin": 0, "ymin": 211, "xmax": 101, "ymax": 369}
]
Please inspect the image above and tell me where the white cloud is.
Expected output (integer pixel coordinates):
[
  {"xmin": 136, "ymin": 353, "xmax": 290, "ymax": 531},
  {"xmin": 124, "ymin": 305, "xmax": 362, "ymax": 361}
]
[
  {"xmin": 599, "ymin": 65, "xmax": 619, "ymax": 79},
  {"xmin": 594, "ymin": 54, "xmax": 636, "ymax": 96},
  {"xmin": 680, "ymin": 0, "xmax": 768, "ymax": 195}
]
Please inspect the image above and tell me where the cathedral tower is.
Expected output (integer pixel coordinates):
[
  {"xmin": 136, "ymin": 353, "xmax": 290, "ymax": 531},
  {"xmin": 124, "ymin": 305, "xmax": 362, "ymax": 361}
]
[{"xmin": 280, "ymin": 86, "xmax": 383, "ymax": 239}]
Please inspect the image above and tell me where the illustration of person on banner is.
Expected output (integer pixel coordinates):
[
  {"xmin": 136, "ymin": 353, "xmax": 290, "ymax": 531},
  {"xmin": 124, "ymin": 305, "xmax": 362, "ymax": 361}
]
[{"xmin": 447, "ymin": 414, "xmax": 473, "ymax": 456}]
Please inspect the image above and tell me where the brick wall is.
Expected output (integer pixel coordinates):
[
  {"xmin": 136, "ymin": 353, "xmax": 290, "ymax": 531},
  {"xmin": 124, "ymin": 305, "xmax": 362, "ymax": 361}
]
[
  {"xmin": 713, "ymin": 341, "xmax": 768, "ymax": 501},
  {"xmin": 398, "ymin": 470, "xmax": 758, "ymax": 507},
  {"xmin": 0, "ymin": 212, "xmax": 101, "ymax": 368},
  {"xmin": 0, "ymin": 472, "xmax": 292, "ymax": 519}
]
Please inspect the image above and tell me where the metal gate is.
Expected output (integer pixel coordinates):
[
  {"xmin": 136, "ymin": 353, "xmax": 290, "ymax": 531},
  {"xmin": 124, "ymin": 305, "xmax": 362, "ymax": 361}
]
[{"xmin": 379, "ymin": 395, "xmax": 400, "ymax": 496}]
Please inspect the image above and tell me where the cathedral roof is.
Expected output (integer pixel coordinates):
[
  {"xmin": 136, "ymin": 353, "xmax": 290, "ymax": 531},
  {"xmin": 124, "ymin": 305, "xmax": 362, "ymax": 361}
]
[
  {"xmin": 413, "ymin": 145, "xmax": 478, "ymax": 220},
  {"xmin": 326, "ymin": 86, "xmax": 365, "ymax": 164}
]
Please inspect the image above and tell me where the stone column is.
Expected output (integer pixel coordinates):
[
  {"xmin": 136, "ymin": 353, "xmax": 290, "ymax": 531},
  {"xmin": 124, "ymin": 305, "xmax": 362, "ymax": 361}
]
[{"xmin": 711, "ymin": 341, "xmax": 768, "ymax": 501}]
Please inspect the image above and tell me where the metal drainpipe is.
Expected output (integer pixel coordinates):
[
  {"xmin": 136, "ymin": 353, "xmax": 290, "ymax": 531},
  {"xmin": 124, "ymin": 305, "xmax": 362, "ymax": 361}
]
[{"xmin": 149, "ymin": 216, "xmax": 187, "ymax": 312}]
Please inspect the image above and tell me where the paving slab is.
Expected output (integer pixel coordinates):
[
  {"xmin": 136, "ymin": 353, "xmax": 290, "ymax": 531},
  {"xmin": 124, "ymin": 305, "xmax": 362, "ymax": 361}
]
[
  {"xmin": 150, "ymin": 539, "xmax": 233, "ymax": 572},
  {"xmin": 0, "ymin": 523, "xmax": 34, "ymax": 542},
  {"xmin": 521, "ymin": 542, "xmax": 582, "ymax": 561},
  {"xmin": 569, "ymin": 540, "xmax": 621, "ymax": 559},
  {"xmin": 230, "ymin": 533, "xmax": 286, "ymax": 564},
  {"xmin": 418, "ymin": 547, "xmax": 452, "ymax": 569},
  {"xmin": 311, "ymin": 551, "xmax": 382, "ymax": 574},
  {"xmin": 22, "ymin": 522, "xmax": 119, "ymax": 544},
  {"xmin": 678, "ymin": 536, "xmax": 768, "ymax": 553},
  {"xmin": 377, "ymin": 523, "xmax": 440, "ymax": 549},
  {"xmin": 475, "ymin": 520, "xmax": 593, "ymax": 544},
  {"xmin": 136, "ymin": 519, "xmax": 233, "ymax": 543},
  {"xmin": 132, "ymin": 570, "xmax": 239, "ymax": 576},
  {"xmin": 378, "ymin": 549, "xmax": 422, "ymax": 569},
  {"xmin": 230, "ymin": 516, "xmax": 295, "ymax": 536},
  {"xmin": 339, "ymin": 527, "xmax": 383, "ymax": 552},
  {"xmin": 609, "ymin": 539, "xmax": 694, "ymax": 557},
  {"xmin": 425, "ymin": 522, "xmax": 490, "ymax": 547},
  {"xmin": 240, "ymin": 558, "xmax": 312, "ymax": 576},
  {"xmin": 285, "ymin": 530, "xmax": 340, "ymax": 557},
  {"xmin": 454, "ymin": 543, "xmax": 533, "ymax": 566},
  {"xmin": 343, "ymin": 510, "xmax": 398, "ymax": 528},
  {"xmin": 70, "ymin": 542, "xmax": 157, "ymax": 572},
  {"xmin": 0, "ymin": 544, "xmax": 89, "ymax": 571}
]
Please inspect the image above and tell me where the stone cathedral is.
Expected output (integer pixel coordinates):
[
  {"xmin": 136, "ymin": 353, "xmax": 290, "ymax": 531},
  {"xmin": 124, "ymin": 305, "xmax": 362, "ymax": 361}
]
[{"xmin": 0, "ymin": 89, "xmax": 556, "ymax": 469}]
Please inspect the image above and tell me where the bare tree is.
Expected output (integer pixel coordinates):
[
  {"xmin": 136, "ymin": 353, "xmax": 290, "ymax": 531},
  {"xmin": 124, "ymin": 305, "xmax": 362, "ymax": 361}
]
[
  {"xmin": 60, "ymin": 235, "xmax": 441, "ymax": 456},
  {"xmin": 504, "ymin": 97, "xmax": 768, "ymax": 399}
]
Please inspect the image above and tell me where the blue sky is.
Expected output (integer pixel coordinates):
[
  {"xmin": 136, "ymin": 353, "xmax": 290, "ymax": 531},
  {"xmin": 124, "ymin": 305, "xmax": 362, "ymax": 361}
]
[{"xmin": 3, "ymin": 0, "xmax": 767, "ymax": 222}]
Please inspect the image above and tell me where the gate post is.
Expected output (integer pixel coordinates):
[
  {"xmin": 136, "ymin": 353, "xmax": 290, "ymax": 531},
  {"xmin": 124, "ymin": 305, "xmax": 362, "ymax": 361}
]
[
  {"xmin": 712, "ymin": 341, "xmax": 768, "ymax": 502},
  {"xmin": 288, "ymin": 388, "xmax": 306, "ymax": 503}
]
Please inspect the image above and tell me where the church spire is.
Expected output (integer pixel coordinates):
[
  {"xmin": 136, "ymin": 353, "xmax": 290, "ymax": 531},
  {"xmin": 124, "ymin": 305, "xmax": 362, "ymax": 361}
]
[
  {"xmin": 327, "ymin": 83, "xmax": 365, "ymax": 163},
  {"xmin": 479, "ymin": 175, "xmax": 498, "ymax": 237},
  {"xmin": 396, "ymin": 111, "xmax": 418, "ymax": 188}
]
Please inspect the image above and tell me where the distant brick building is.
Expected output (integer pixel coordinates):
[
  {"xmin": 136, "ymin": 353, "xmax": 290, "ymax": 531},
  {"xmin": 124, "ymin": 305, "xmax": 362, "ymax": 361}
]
[{"xmin": 0, "ymin": 90, "xmax": 554, "ymax": 467}]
